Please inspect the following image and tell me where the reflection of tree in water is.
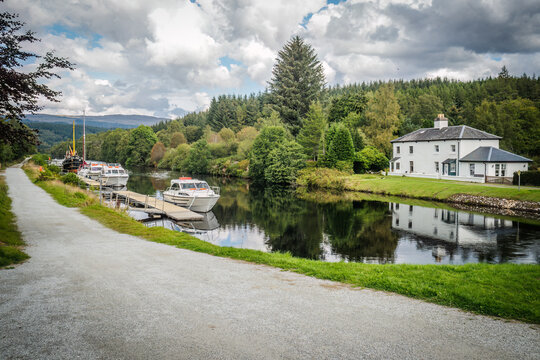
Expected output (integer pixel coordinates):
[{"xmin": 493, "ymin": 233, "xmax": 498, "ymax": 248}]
[
  {"xmin": 325, "ymin": 200, "xmax": 398, "ymax": 263},
  {"xmin": 250, "ymin": 185, "xmax": 324, "ymax": 260}
]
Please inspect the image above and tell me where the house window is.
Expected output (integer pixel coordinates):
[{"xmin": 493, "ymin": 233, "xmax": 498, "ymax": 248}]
[
  {"xmin": 408, "ymin": 220, "xmax": 412, "ymax": 229},
  {"xmin": 396, "ymin": 218, "xmax": 399, "ymax": 226},
  {"xmin": 396, "ymin": 146, "xmax": 400, "ymax": 154},
  {"xmin": 469, "ymin": 164, "xmax": 475, "ymax": 176},
  {"xmin": 395, "ymin": 203, "xmax": 399, "ymax": 210},
  {"xmin": 450, "ymin": 162, "xmax": 456, "ymax": 173},
  {"xmin": 409, "ymin": 205, "xmax": 413, "ymax": 213},
  {"xmin": 409, "ymin": 146, "xmax": 413, "ymax": 154},
  {"xmin": 396, "ymin": 162, "xmax": 400, "ymax": 170},
  {"xmin": 451, "ymin": 144, "xmax": 456, "ymax": 152},
  {"xmin": 391, "ymin": 162, "xmax": 394, "ymax": 172},
  {"xmin": 435, "ymin": 161, "xmax": 439, "ymax": 173},
  {"xmin": 495, "ymin": 163, "xmax": 500, "ymax": 176},
  {"xmin": 435, "ymin": 145, "xmax": 439, "ymax": 152},
  {"xmin": 410, "ymin": 161, "xmax": 414, "ymax": 173},
  {"xmin": 501, "ymin": 164, "xmax": 506, "ymax": 177}
]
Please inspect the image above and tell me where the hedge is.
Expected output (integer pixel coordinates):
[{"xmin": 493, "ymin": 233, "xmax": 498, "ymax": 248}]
[{"xmin": 513, "ymin": 170, "xmax": 540, "ymax": 186}]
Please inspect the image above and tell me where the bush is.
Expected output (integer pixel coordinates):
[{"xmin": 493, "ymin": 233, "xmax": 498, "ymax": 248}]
[
  {"xmin": 296, "ymin": 167, "xmax": 347, "ymax": 190},
  {"xmin": 48, "ymin": 165, "xmax": 61, "ymax": 174},
  {"xmin": 32, "ymin": 154, "xmax": 48, "ymax": 166},
  {"xmin": 61, "ymin": 173, "xmax": 81, "ymax": 186},
  {"xmin": 37, "ymin": 169, "xmax": 56, "ymax": 181},
  {"xmin": 513, "ymin": 170, "xmax": 540, "ymax": 186}
]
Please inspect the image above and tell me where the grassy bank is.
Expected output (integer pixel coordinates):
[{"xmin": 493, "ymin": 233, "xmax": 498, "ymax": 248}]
[
  {"xmin": 0, "ymin": 175, "xmax": 29, "ymax": 267},
  {"xmin": 22, "ymin": 163, "xmax": 540, "ymax": 324},
  {"xmin": 297, "ymin": 168, "xmax": 540, "ymax": 203}
]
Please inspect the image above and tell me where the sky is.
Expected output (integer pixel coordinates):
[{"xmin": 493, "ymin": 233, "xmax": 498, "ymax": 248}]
[{"xmin": 6, "ymin": 0, "xmax": 540, "ymax": 118}]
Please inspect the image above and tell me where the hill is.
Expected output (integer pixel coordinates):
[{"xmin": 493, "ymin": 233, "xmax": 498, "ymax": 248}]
[{"xmin": 23, "ymin": 114, "xmax": 170, "ymax": 129}]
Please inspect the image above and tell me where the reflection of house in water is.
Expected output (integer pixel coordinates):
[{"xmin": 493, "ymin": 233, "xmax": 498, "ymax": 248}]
[{"xmin": 389, "ymin": 203, "xmax": 516, "ymax": 261}]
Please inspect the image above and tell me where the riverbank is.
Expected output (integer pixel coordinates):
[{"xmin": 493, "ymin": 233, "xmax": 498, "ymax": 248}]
[
  {"xmin": 21, "ymin": 162, "xmax": 540, "ymax": 323},
  {"xmin": 0, "ymin": 175, "xmax": 29, "ymax": 267},
  {"xmin": 297, "ymin": 168, "xmax": 540, "ymax": 212}
]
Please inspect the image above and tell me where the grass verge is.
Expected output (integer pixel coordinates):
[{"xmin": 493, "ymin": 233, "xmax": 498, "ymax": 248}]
[
  {"xmin": 23, "ymin": 163, "xmax": 540, "ymax": 324},
  {"xmin": 297, "ymin": 168, "xmax": 540, "ymax": 203},
  {"xmin": 0, "ymin": 175, "xmax": 29, "ymax": 267}
]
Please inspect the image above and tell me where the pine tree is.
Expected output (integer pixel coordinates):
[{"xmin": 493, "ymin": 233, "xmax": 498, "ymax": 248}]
[
  {"xmin": 297, "ymin": 103, "xmax": 326, "ymax": 160},
  {"xmin": 268, "ymin": 36, "xmax": 325, "ymax": 135}
]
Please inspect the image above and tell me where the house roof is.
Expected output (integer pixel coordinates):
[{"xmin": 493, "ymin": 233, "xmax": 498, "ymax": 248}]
[
  {"xmin": 391, "ymin": 125, "xmax": 501, "ymax": 143},
  {"xmin": 442, "ymin": 158, "xmax": 456, "ymax": 164},
  {"xmin": 460, "ymin": 146, "xmax": 532, "ymax": 163},
  {"xmin": 390, "ymin": 157, "xmax": 400, "ymax": 162}
]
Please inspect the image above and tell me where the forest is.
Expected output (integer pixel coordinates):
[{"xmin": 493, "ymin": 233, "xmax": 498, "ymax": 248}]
[{"xmin": 18, "ymin": 37, "xmax": 540, "ymax": 183}]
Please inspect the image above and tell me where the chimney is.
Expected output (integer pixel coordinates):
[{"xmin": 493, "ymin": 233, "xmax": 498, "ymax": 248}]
[{"xmin": 434, "ymin": 113, "xmax": 448, "ymax": 129}]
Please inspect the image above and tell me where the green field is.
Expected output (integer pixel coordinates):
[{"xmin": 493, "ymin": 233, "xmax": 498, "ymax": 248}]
[
  {"xmin": 297, "ymin": 168, "xmax": 540, "ymax": 203},
  {"xmin": 23, "ymin": 162, "xmax": 540, "ymax": 324}
]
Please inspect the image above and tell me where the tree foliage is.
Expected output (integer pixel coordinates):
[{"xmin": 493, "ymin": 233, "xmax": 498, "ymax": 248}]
[
  {"xmin": 268, "ymin": 36, "xmax": 325, "ymax": 135},
  {"xmin": 249, "ymin": 126, "xmax": 288, "ymax": 181},
  {"xmin": 264, "ymin": 141, "xmax": 306, "ymax": 184},
  {"xmin": 125, "ymin": 125, "xmax": 157, "ymax": 167},
  {"xmin": 0, "ymin": 8, "xmax": 73, "ymax": 161},
  {"xmin": 363, "ymin": 84, "xmax": 400, "ymax": 156},
  {"xmin": 150, "ymin": 142, "xmax": 166, "ymax": 166},
  {"xmin": 184, "ymin": 139, "xmax": 211, "ymax": 174},
  {"xmin": 325, "ymin": 123, "xmax": 355, "ymax": 167},
  {"xmin": 297, "ymin": 103, "xmax": 326, "ymax": 160}
]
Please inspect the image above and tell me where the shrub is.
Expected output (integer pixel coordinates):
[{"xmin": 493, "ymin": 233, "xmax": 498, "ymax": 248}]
[
  {"xmin": 32, "ymin": 154, "xmax": 48, "ymax": 166},
  {"xmin": 48, "ymin": 165, "xmax": 61, "ymax": 174},
  {"xmin": 513, "ymin": 170, "xmax": 540, "ymax": 186},
  {"xmin": 37, "ymin": 169, "xmax": 56, "ymax": 181},
  {"xmin": 296, "ymin": 168, "xmax": 346, "ymax": 190},
  {"xmin": 61, "ymin": 173, "xmax": 81, "ymax": 186},
  {"xmin": 264, "ymin": 141, "xmax": 306, "ymax": 184}
]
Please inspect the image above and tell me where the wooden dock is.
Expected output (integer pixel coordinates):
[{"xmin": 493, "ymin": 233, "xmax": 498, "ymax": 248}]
[
  {"xmin": 112, "ymin": 190, "xmax": 203, "ymax": 221},
  {"xmin": 77, "ymin": 175, "xmax": 101, "ymax": 187}
]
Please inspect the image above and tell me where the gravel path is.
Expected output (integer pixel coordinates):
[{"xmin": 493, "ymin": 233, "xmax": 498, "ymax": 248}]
[{"xmin": 1, "ymin": 167, "xmax": 539, "ymax": 359}]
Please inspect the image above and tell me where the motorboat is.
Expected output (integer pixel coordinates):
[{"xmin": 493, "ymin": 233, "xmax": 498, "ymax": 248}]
[
  {"xmin": 99, "ymin": 163, "xmax": 129, "ymax": 188},
  {"xmin": 78, "ymin": 161, "xmax": 106, "ymax": 180},
  {"xmin": 163, "ymin": 177, "xmax": 220, "ymax": 212}
]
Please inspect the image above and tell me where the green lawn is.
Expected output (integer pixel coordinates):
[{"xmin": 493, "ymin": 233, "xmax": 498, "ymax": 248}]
[
  {"xmin": 297, "ymin": 168, "xmax": 540, "ymax": 202},
  {"xmin": 22, "ymin": 163, "xmax": 540, "ymax": 324},
  {"xmin": 0, "ymin": 175, "xmax": 29, "ymax": 267}
]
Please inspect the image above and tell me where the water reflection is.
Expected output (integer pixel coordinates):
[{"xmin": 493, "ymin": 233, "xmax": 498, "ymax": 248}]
[{"xmin": 125, "ymin": 168, "xmax": 540, "ymax": 265}]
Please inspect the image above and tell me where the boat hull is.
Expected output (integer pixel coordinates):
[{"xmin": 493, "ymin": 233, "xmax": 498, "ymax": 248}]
[
  {"xmin": 62, "ymin": 156, "xmax": 83, "ymax": 173},
  {"xmin": 163, "ymin": 193, "xmax": 220, "ymax": 212}
]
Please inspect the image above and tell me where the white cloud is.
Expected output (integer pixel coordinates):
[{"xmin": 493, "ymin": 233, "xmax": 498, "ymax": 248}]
[{"xmin": 3, "ymin": 0, "xmax": 539, "ymax": 117}]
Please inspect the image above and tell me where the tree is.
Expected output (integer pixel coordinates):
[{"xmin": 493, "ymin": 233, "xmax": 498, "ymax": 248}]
[
  {"xmin": 125, "ymin": 125, "xmax": 157, "ymax": 167},
  {"xmin": 328, "ymin": 92, "xmax": 368, "ymax": 123},
  {"xmin": 218, "ymin": 127, "xmax": 236, "ymax": 143},
  {"xmin": 183, "ymin": 139, "xmax": 211, "ymax": 174},
  {"xmin": 0, "ymin": 8, "xmax": 74, "ymax": 158},
  {"xmin": 170, "ymin": 132, "xmax": 187, "ymax": 148},
  {"xmin": 150, "ymin": 142, "xmax": 166, "ymax": 167},
  {"xmin": 363, "ymin": 84, "xmax": 401, "ymax": 156},
  {"xmin": 264, "ymin": 141, "xmax": 306, "ymax": 184},
  {"xmin": 297, "ymin": 102, "xmax": 326, "ymax": 160},
  {"xmin": 249, "ymin": 126, "xmax": 288, "ymax": 180},
  {"xmin": 268, "ymin": 36, "xmax": 325, "ymax": 135},
  {"xmin": 326, "ymin": 123, "xmax": 355, "ymax": 167}
]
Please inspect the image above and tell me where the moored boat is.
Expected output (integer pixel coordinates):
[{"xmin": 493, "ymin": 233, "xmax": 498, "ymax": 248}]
[
  {"xmin": 99, "ymin": 163, "xmax": 129, "ymax": 188},
  {"xmin": 163, "ymin": 177, "xmax": 220, "ymax": 212},
  {"xmin": 62, "ymin": 120, "xmax": 83, "ymax": 173}
]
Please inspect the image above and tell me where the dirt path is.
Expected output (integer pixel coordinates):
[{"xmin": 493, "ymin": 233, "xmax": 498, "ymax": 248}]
[{"xmin": 1, "ymin": 167, "xmax": 538, "ymax": 359}]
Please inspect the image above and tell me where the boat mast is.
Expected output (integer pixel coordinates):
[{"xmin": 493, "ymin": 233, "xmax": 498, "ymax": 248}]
[
  {"xmin": 83, "ymin": 109, "xmax": 86, "ymax": 162},
  {"xmin": 72, "ymin": 120, "xmax": 75, "ymax": 155}
]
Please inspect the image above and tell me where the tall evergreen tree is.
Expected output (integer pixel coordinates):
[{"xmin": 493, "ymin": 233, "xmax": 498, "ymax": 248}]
[
  {"xmin": 268, "ymin": 36, "xmax": 325, "ymax": 135},
  {"xmin": 297, "ymin": 103, "xmax": 326, "ymax": 160}
]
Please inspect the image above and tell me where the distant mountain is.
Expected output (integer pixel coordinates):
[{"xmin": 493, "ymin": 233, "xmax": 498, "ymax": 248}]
[{"xmin": 23, "ymin": 114, "xmax": 170, "ymax": 128}]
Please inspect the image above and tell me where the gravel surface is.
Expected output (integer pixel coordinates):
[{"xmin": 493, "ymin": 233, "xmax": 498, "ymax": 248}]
[{"xmin": 1, "ymin": 167, "xmax": 539, "ymax": 360}]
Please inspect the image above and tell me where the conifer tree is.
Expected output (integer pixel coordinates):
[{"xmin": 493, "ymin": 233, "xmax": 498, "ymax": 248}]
[
  {"xmin": 268, "ymin": 36, "xmax": 325, "ymax": 135},
  {"xmin": 297, "ymin": 103, "xmax": 326, "ymax": 160}
]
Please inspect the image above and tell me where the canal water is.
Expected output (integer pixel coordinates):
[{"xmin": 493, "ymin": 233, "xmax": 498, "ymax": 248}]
[{"xmin": 126, "ymin": 168, "xmax": 540, "ymax": 265}]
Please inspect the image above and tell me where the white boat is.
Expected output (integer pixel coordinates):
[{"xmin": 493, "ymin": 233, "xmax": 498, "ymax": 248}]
[
  {"xmin": 79, "ymin": 161, "xmax": 106, "ymax": 180},
  {"xmin": 99, "ymin": 163, "xmax": 129, "ymax": 188},
  {"xmin": 163, "ymin": 177, "xmax": 220, "ymax": 212}
]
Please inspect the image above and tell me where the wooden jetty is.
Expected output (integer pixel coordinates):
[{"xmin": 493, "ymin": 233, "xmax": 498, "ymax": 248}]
[
  {"xmin": 112, "ymin": 190, "xmax": 203, "ymax": 221},
  {"xmin": 77, "ymin": 175, "xmax": 101, "ymax": 187}
]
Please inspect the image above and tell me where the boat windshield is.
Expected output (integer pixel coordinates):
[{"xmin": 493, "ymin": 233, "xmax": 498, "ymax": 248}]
[
  {"xmin": 112, "ymin": 170, "xmax": 118, "ymax": 174},
  {"xmin": 181, "ymin": 183, "xmax": 197, "ymax": 189},
  {"xmin": 118, "ymin": 170, "xmax": 124, "ymax": 174},
  {"xmin": 196, "ymin": 182, "xmax": 209, "ymax": 189},
  {"xmin": 91, "ymin": 167, "xmax": 101, "ymax": 171}
]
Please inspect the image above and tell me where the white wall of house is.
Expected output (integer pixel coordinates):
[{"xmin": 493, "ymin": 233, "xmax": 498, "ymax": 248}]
[
  {"xmin": 390, "ymin": 139, "xmax": 499, "ymax": 177},
  {"xmin": 390, "ymin": 203, "xmax": 512, "ymax": 245}
]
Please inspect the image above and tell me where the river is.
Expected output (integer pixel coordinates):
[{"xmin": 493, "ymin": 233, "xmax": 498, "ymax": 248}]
[{"xmin": 124, "ymin": 168, "xmax": 540, "ymax": 265}]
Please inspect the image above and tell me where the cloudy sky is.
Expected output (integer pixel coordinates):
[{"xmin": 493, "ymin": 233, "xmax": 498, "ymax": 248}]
[{"xmin": 6, "ymin": 0, "xmax": 540, "ymax": 118}]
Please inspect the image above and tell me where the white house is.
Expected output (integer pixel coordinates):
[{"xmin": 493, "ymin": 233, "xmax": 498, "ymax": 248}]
[{"xmin": 388, "ymin": 114, "xmax": 531, "ymax": 183}]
